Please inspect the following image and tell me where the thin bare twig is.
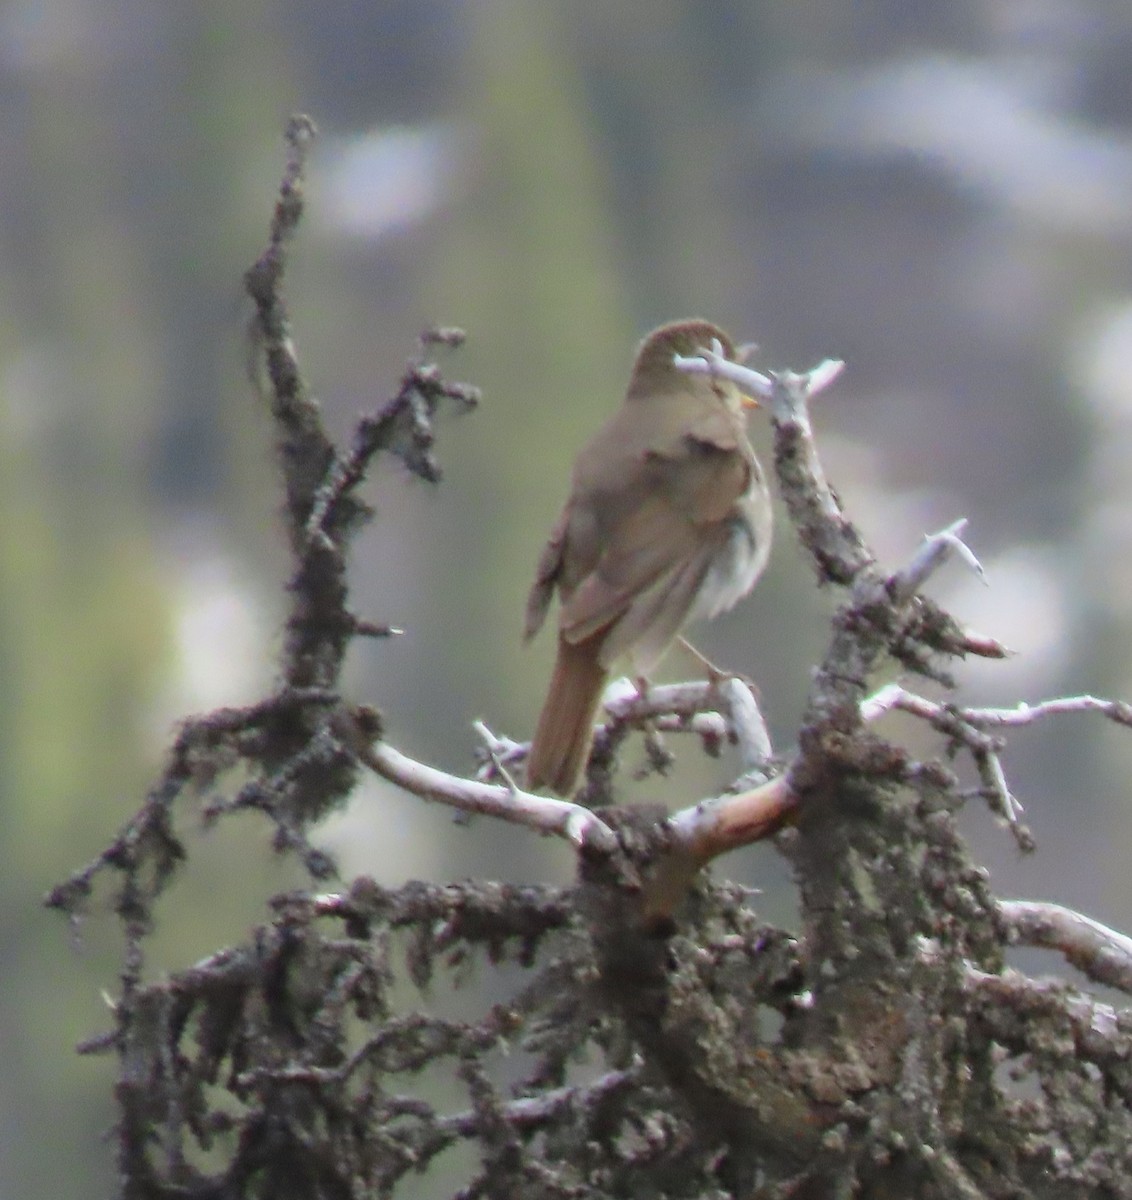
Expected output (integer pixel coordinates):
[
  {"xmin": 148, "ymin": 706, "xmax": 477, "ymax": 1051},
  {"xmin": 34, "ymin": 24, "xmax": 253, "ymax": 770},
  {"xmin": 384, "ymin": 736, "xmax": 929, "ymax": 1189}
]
[
  {"xmin": 435, "ymin": 1068, "xmax": 637, "ymax": 1137},
  {"xmin": 862, "ymin": 684, "xmax": 1132, "ymax": 733},
  {"xmin": 887, "ymin": 518, "xmax": 984, "ymax": 604},
  {"xmin": 600, "ymin": 677, "xmax": 773, "ymax": 770},
  {"xmin": 861, "ymin": 682, "xmax": 1029, "ymax": 844},
  {"xmin": 478, "ymin": 678, "xmax": 773, "ymax": 788},
  {"xmin": 360, "ymin": 741, "xmax": 618, "ymax": 855},
  {"xmin": 862, "ymin": 683, "xmax": 1132, "ymax": 851}
]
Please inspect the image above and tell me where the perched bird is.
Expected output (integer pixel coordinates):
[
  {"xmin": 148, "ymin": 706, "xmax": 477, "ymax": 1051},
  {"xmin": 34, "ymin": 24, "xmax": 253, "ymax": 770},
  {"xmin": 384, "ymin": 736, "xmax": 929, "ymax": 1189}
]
[{"xmin": 523, "ymin": 319, "xmax": 772, "ymax": 795}]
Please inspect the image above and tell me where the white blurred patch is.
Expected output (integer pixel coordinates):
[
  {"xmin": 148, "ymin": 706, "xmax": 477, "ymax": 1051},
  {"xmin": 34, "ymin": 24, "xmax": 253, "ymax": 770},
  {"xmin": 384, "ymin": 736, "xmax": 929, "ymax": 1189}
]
[
  {"xmin": 319, "ymin": 776, "xmax": 446, "ymax": 880},
  {"xmin": 1073, "ymin": 301, "xmax": 1132, "ymax": 423},
  {"xmin": 821, "ymin": 433, "xmax": 965, "ymax": 564},
  {"xmin": 315, "ymin": 124, "xmax": 462, "ymax": 241},
  {"xmin": 761, "ymin": 55, "xmax": 1132, "ymax": 234},
  {"xmin": 937, "ymin": 544, "xmax": 1070, "ymax": 689},
  {"xmin": 158, "ymin": 527, "xmax": 271, "ymax": 728},
  {"xmin": 1082, "ymin": 500, "xmax": 1132, "ymax": 622}
]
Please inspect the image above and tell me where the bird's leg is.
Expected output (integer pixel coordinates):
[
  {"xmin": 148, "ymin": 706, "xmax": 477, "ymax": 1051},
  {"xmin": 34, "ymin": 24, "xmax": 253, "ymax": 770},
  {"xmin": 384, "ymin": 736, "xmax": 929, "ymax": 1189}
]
[
  {"xmin": 677, "ymin": 637, "xmax": 760, "ymax": 698},
  {"xmin": 676, "ymin": 636, "xmax": 725, "ymax": 681}
]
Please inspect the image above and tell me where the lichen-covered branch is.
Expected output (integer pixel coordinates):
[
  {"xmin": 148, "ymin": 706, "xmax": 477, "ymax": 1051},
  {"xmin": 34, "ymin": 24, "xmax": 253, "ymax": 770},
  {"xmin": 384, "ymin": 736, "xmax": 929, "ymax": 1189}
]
[{"xmin": 999, "ymin": 898, "xmax": 1132, "ymax": 993}]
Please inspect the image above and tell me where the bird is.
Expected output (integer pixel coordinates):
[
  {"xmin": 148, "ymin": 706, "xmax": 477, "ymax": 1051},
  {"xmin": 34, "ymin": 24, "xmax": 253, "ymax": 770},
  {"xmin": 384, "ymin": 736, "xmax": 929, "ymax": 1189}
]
[{"xmin": 523, "ymin": 318, "xmax": 772, "ymax": 795}]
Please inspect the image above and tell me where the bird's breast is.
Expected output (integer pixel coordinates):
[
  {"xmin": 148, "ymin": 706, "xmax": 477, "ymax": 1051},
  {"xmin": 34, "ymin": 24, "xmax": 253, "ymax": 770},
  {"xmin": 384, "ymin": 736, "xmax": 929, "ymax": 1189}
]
[{"xmin": 690, "ymin": 485, "xmax": 772, "ymax": 623}]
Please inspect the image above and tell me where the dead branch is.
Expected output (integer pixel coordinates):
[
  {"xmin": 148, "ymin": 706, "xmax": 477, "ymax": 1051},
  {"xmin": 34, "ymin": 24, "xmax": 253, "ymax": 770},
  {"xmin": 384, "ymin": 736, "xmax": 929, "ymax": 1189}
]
[
  {"xmin": 999, "ymin": 898, "xmax": 1132, "ymax": 993},
  {"xmin": 49, "ymin": 113, "xmax": 1132, "ymax": 1200}
]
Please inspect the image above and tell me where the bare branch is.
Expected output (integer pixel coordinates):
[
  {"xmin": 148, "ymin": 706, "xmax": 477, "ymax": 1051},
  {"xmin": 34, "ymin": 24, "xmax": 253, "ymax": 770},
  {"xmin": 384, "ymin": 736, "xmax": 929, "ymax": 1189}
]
[
  {"xmin": 999, "ymin": 899, "xmax": 1132, "ymax": 994},
  {"xmin": 673, "ymin": 345, "xmax": 844, "ymax": 406},
  {"xmin": 600, "ymin": 677, "xmax": 774, "ymax": 771},
  {"xmin": 862, "ymin": 684, "xmax": 1132, "ymax": 733},
  {"xmin": 480, "ymin": 678, "xmax": 774, "ymax": 789},
  {"xmin": 360, "ymin": 741, "xmax": 618, "ymax": 855},
  {"xmin": 716, "ymin": 676, "xmax": 775, "ymax": 770},
  {"xmin": 887, "ymin": 518, "xmax": 983, "ymax": 604},
  {"xmin": 768, "ymin": 368, "xmax": 875, "ymax": 589},
  {"xmin": 666, "ymin": 774, "xmax": 798, "ymax": 866},
  {"xmin": 862, "ymin": 683, "xmax": 1132, "ymax": 851},
  {"xmin": 433, "ymin": 1067, "xmax": 637, "ymax": 1138},
  {"xmin": 860, "ymin": 682, "xmax": 1032, "ymax": 847},
  {"xmin": 958, "ymin": 695, "xmax": 1132, "ymax": 730}
]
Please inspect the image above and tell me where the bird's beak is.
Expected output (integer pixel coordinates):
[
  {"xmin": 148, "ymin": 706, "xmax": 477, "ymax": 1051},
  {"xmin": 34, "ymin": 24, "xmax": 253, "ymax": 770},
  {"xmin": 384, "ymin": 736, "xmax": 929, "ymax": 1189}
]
[{"xmin": 740, "ymin": 393, "xmax": 760, "ymax": 410}]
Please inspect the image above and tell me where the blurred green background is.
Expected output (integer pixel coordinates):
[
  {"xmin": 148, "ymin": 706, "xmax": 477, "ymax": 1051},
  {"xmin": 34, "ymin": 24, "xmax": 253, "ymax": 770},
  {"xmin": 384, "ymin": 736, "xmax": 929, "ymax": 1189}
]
[{"xmin": 12, "ymin": 1, "xmax": 1132, "ymax": 1193}]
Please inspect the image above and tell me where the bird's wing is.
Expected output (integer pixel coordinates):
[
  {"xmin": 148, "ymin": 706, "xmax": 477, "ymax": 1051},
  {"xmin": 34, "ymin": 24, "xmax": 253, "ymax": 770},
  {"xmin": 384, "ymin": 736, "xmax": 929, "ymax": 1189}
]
[
  {"xmin": 595, "ymin": 524, "xmax": 730, "ymax": 671},
  {"xmin": 559, "ymin": 431, "xmax": 751, "ymax": 664},
  {"xmin": 523, "ymin": 504, "xmax": 570, "ymax": 642},
  {"xmin": 559, "ymin": 492, "xmax": 701, "ymax": 644},
  {"xmin": 652, "ymin": 397, "xmax": 754, "ymax": 522}
]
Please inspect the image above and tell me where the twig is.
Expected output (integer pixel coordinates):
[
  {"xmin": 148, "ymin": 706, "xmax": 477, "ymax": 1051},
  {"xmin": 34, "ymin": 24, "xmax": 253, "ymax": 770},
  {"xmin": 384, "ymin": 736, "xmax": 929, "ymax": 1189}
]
[
  {"xmin": 887, "ymin": 518, "xmax": 983, "ymax": 604},
  {"xmin": 600, "ymin": 678, "xmax": 773, "ymax": 770},
  {"xmin": 866, "ymin": 690, "xmax": 1132, "ymax": 732},
  {"xmin": 673, "ymin": 346, "xmax": 844, "ymax": 407},
  {"xmin": 484, "ymin": 678, "xmax": 773, "ymax": 786},
  {"xmin": 473, "ymin": 720, "xmax": 523, "ymax": 792},
  {"xmin": 433, "ymin": 1068, "xmax": 636, "ymax": 1137},
  {"xmin": 972, "ymin": 744, "xmax": 1028, "ymax": 845},
  {"xmin": 862, "ymin": 683, "xmax": 1132, "ymax": 849},
  {"xmin": 305, "ymin": 340, "xmax": 481, "ymax": 546},
  {"xmin": 860, "ymin": 682, "xmax": 1032, "ymax": 847},
  {"xmin": 360, "ymin": 741, "xmax": 618, "ymax": 855}
]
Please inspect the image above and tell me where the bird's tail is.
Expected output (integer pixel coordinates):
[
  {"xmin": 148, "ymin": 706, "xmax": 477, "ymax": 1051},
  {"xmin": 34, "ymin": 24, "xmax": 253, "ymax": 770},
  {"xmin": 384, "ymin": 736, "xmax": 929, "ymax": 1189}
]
[{"xmin": 526, "ymin": 634, "xmax": 608, "ymax": 796}]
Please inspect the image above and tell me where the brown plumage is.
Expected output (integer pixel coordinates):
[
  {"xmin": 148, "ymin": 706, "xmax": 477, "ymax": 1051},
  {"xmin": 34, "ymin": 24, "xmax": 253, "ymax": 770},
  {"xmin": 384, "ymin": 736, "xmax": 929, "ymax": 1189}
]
[{"xmin": 524, "ymin": 319, "xmax": 773, "ymax": 795}]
